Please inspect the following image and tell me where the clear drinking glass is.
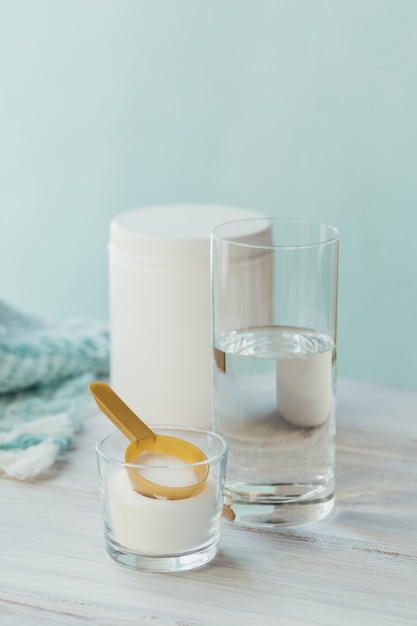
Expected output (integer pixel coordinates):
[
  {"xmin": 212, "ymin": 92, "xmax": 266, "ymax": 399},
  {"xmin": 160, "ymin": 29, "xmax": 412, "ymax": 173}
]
[
  {"xmin": 96, "ymin": 426, "xmax": 229, "ymax": 572},
  {"xmin": 211, "ymin": 218, "xmax": 339, "ymax": 528}
]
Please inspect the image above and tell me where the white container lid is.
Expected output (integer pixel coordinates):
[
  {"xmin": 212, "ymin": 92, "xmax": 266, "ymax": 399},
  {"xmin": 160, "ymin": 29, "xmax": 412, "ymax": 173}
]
[{"xmin": 109, "ymin": 204, "xmax": 267, "ymax": 267}]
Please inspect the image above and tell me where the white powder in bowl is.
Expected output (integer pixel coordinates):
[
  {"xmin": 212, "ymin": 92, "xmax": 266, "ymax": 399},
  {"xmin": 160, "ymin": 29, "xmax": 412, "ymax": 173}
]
[{"xmin": 107, "ymin": 468, "xmax": 217, "ymax": 555}]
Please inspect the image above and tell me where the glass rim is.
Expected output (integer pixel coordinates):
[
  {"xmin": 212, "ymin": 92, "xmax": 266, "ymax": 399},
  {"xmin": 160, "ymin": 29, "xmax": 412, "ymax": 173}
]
[
  {"xmin": 211, "ymin": 217, "xmax": 340, "ymax": 250},
  {"xmin": 96, "ymin": 425, "xmax": 229, "ymax": 469}
]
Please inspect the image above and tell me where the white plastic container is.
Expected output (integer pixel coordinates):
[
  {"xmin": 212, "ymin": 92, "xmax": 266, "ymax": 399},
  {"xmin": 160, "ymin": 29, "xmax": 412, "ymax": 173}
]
[{"xmin": 109, "ymin": 204, "xmax": 265, "ymax": 428}]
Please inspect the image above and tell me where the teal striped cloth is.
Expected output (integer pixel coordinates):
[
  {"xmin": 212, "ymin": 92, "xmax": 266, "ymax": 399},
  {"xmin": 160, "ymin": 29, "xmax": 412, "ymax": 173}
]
[{"xmin": 0, "ymin": 301, "xmax": 110, "ymax": 479}]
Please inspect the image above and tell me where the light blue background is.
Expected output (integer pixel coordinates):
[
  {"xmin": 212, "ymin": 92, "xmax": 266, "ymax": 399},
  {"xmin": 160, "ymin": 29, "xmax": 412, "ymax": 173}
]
[{"xmin": 1, "ymin": 1, "xmax": 416, "ymax": 388}]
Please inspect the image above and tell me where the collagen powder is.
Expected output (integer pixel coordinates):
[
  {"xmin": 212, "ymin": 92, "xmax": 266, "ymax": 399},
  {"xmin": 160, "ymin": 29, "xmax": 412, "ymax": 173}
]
[{"xmin": 107, "ymin": 464, "xmax": 217, "ymax": 555}]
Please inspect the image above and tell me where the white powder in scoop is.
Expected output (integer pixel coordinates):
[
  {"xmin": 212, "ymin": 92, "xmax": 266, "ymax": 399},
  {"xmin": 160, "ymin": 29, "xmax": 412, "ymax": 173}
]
[
  {"xmin": 131, "ymin": 451, "xmax": 199, "ymax": 488},
  {"xmin": 107, "ymin": 468, "xmax": 217, "ymax": 555}
]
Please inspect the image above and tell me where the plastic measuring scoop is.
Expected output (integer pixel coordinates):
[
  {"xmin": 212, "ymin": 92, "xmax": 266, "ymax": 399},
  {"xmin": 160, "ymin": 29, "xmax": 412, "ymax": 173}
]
[{"xmin": 89, "ymin": 382, "xmax": 208, "ymax": 499}]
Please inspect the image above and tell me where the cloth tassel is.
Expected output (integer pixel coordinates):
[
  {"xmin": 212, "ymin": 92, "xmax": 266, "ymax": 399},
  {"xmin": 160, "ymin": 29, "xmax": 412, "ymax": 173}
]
[
  {"xmin": 0, "ymin": 439, "xmax": 62, "ymax": 480},
  {"xmin": 0, "ymin": 300, "xmax": 110, "ymax": 480}
]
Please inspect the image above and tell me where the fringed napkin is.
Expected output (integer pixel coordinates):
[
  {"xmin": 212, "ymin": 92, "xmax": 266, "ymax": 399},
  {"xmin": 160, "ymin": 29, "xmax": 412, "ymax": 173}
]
[{"xmin": 0, "ymin": 301, "xmax": 109, "ymax": 479}]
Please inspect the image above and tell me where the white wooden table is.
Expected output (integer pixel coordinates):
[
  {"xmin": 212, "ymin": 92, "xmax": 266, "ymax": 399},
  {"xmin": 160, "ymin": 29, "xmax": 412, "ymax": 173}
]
[{"xmin": 1, "ymin": 378, "xmax": 417, "ymax": 625}]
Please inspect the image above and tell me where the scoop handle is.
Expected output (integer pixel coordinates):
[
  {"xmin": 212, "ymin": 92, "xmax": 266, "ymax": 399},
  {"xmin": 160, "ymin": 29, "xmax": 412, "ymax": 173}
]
[{"xmin": 88, "ymin": 382, "xmax": 155, "ymax": 443}]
